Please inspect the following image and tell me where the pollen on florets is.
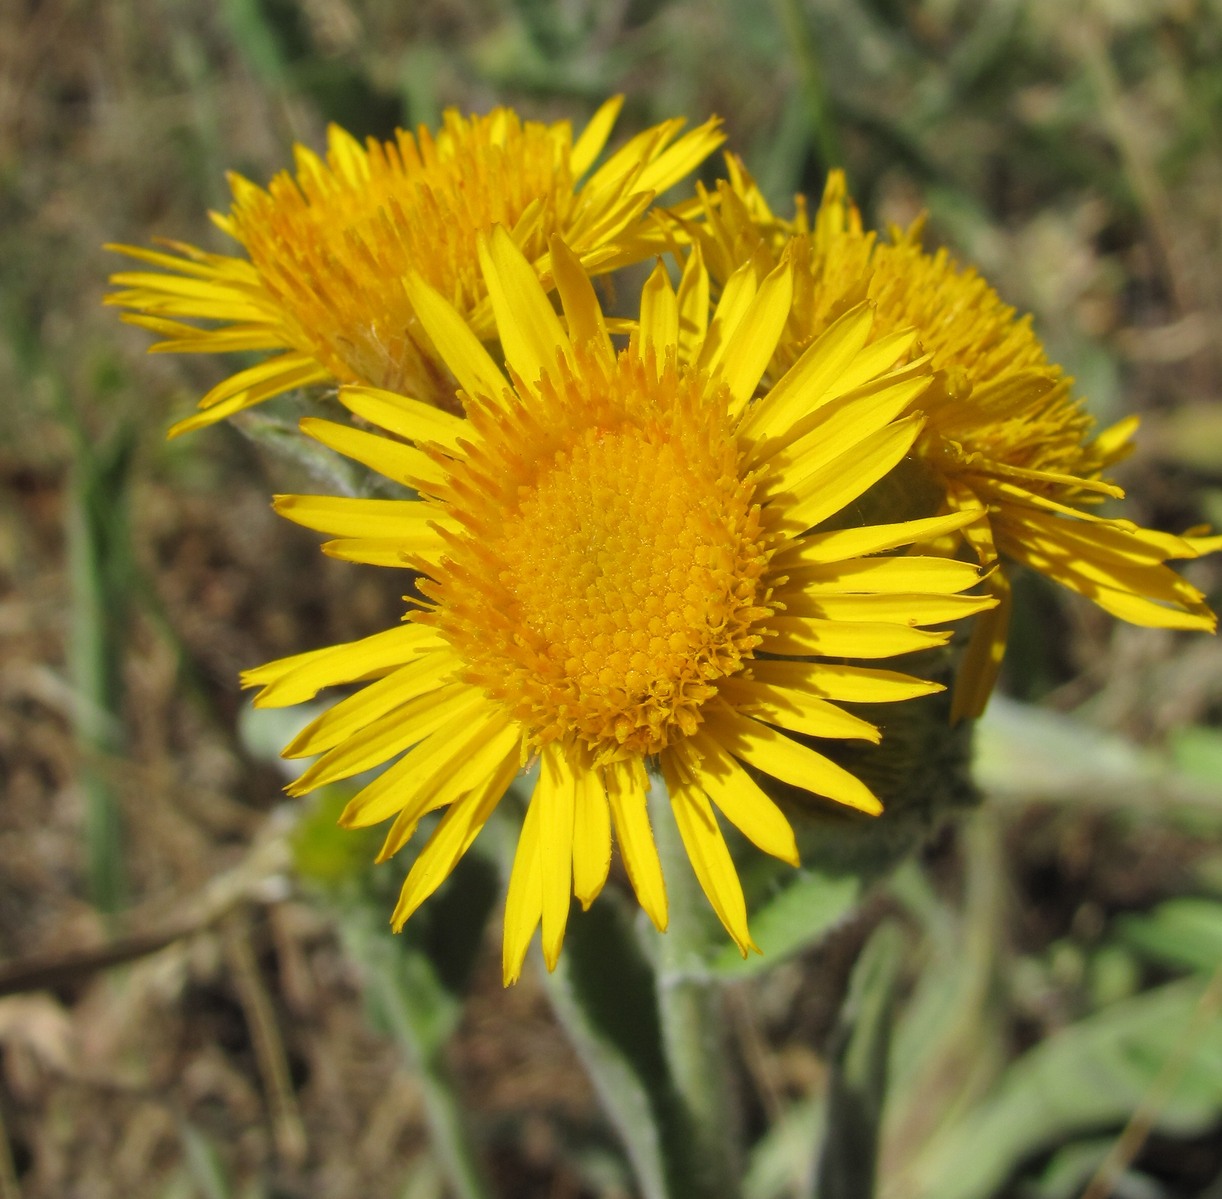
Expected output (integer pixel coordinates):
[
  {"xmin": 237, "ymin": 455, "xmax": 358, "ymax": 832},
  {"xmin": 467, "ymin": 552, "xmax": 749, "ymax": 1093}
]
[{"xmin": 418, "ymin": 345, "xmax": 778, "ymax": 759}]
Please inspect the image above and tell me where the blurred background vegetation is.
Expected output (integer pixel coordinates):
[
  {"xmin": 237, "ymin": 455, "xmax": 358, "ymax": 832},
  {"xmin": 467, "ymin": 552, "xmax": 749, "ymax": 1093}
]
[{"xmin": 2, "ymin": 0, "xmax": 1222, "ymax": 1196}]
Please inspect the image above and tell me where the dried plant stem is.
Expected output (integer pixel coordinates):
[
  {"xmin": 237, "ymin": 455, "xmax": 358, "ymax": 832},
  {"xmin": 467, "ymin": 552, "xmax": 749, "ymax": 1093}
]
[
  {"xmin": 222, "ymin": 911, "xmax": 308, "ymax": 1168},
  {"xmin": 0, "ymin": 820, "xmax": 292, "ymax": 997}
]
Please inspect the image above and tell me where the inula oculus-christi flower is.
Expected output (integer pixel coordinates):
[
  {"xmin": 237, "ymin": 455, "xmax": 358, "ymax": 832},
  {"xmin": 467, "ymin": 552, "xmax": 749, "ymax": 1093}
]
[
  {"xmin": 692, "ymin": 162, "xmax": 1219, "ymax": 717},
  {"xmin": 105, "ymin": 99, "xmax": 723, "ymax": 436},
  {"xmin": 242, "ymin": 228, "xmax": 997, "ymax": 983}
]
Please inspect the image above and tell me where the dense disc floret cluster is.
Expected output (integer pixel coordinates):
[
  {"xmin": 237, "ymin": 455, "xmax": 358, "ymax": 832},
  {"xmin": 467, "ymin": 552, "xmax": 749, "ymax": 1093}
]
[
  {"xmin": 692, "ymin": 161, "xmax": 1218, "ymax": 716},
  {"xmin": 424, "ymin": 348, "xmax": 777, "ymax": 759},
  {"xmin": 106, "ymin": 98, "xmax": 723, "ymax": 435},
  {"xmin": 244, "ymin": 229, "xmax": 996, "ymax": 980},
  {"xmin": 106, "ymin": 98, "xmax": 1218, "ymax": 980}
]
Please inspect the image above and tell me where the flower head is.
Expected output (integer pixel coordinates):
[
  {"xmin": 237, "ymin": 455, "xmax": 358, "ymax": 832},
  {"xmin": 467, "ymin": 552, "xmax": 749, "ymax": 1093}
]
[
  {"xmin": 245, "ymin": 229, "xmax": 994, "ymax": 982},
  {"xmin": 692, "ymin": 163, "xmax": 1218, "ymax": 717},
  {"xmin": 106, "ymin": 99, "xmax": 723, "ymax": 436}
]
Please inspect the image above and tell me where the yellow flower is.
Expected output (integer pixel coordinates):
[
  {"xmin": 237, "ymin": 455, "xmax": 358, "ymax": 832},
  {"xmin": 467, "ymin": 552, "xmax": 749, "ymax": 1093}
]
[
  {"xmin": 692, "ymin": 162, "xmax": 1218, "ymax": 718},
  {"xmin": 243, "ymin": 228, "xmax": 995, "ymax": 983},
  {"xmin": 106, "ymin": 98, "xmax": 723, "ymax": 437}
]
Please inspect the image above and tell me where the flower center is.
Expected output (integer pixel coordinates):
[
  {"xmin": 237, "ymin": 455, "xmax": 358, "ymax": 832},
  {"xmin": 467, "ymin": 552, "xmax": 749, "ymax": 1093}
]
[
  {"xmin": 424, "ymin": 352, "xmax": 776, "ymax": 759},
  {"xmin": 227, "ymin": 111, "xmax": 574, "ymax": 397}
]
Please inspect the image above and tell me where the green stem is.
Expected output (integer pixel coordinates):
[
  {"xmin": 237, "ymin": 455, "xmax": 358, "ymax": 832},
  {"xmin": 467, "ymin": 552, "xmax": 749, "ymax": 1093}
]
[
  {"xmin": 814, "ymin": 919, "xmax": 906, "ymax": 1199},
  {"xmin": 65, "ymin": 414, "xmax": 136, "ymax": 917},
  {"xmin": 650, "ymin": 774, "xmax": 743, "ymax": 1199},
  {"xmin": 771, "ymin": 0, "xmax": 844, "ymax": 173}
]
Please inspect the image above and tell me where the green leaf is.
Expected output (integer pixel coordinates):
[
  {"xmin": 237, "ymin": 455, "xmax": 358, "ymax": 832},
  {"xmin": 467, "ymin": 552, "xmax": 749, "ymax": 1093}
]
[
  {"xmin": 974, "ymin": 697, "xmax": 1222, "ymax": 818},
  {"xmin": 178, "ymin": 1122, "xmax": 232, "ymax": 1199},
  {"xmin": 814, "ymin": 920, "xmax": 906, "ymax": 1199},
  {"xmin": 1027, "ymin": 1138, "xmax": 1163, "ymax": 1199},
  {"xmin": 907, "ymin": 977, "xmax": 1222, "ymax": 1199},
  {"xmin": 710, "ymin": 868, "xmax": 862, "ymax": 979},
  {"xmin": 1169, "ymin": 726, "xmax": 1222, "ymax": 788},
  {"xmin": 1117, "ymin": 898, "xmax": 1222, "ymax": 976},
  {"xmin": 743, "ymin": 1098, "xmax": 822, "ymax": 1199},
  {"xmin": 544, "ymin": 894, "xmax": 687, "ymax": 1199},
  {"xmin": 232, "ymin": 400, "xmax": 398, "ymax": 498},
  {"xmin": 323, "ymin": 844, "xmax": 499, "ymax": 1199},
  {"xmin": 218, "ymin": 0, "xmax": 290, "ymax": 88}
]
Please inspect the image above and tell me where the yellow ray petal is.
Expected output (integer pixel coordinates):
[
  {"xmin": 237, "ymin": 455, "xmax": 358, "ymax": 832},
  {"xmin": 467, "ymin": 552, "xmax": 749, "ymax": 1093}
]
[
  {"xmin": 777, "ymin": 510, "xmax": 981, "ymax": 567},
  {"xmin": 702, "ymin": 704, "xmax": 882, "ymax": 815},
  {"xmin": 1092, "ymin": 414, "xmax": 1140, "ymax": 461},
  {"xmin": 104, "ymin": 241, "xmax": 240, "ymax": 279},
  {"xmin": 320, "ymin": 535, "xmax": 445, "ymax": 568},
  {"xmin": 634, "ymin": 116, "xmax": 725, "ymax": 195},
  {"xmin": 126, "ymin": 314, "xmax": 282, "ymax": 352},
  {"xmin": 1006, "ymin": 536, "xmax": 1216, "ymax": 629},
  {"xmin": 401, "ymin": 271, "xmax": 509, "ymax": 403},
  {"xmin": 766, "ymin": 616, "xmax": 952, "ymax": 659},
  {"xmin": 950, "ymin": 570, "xmax": 1013, "ymax": 724},
  {"xmin": 570, "ymin": 95, "xmax": 624, "ymax": 178},
  {"xmin": 374, "ymin": 719, "xmax": 521, "ymax": 862},
  {"xmin": 289, "ymin": 683, "xmax": 482, "ymax": 792},
  {"xmin": 762, "ymin": 370, "xmax": 932, "ymax": 489},
  {"xmin": 503, "ymin": 793, "xmax": 544, "ymax": 986},
  {"xmin": 640, "ymin": 259, "xmax": 679, "ymax": 368},
  {"xmin": 299, "ymin": 418, "xmax": 444, "ymax": 491},
  {"xmin": 535, "ymin": 743, "xmax": 577, "ymax": 971},
  {"xmin": 998, "ymin": 512, "xmax": 1210, "ymax": 610},
  {"xmin": 572, "ymin": 761, "xmax": 612, "ymax": 909},
  {"xmin": 242, "ymin": 622, "xmax": 443, "ymax": 706},
  {"xmin": 661, "ymin": 755, "xmax": 758, "ymax": 956},
  {"xmin": 168, "ymin": 359, "xmax": 332, "ymax": 437},
  {"xmin": 697, "ymin": 257, "xmax": 758, "ymax": 375},
  {"xmin": 340, "ymin": 703, "xmax": 512, "ymax": 833},
  {"xmin": 748, "ymin": 658, "xmax": 942, "ymax": 704},
  {"xmin": 1006, "ymin": 505, "xmax": 1204, "ymax": 568},
  {"xmin": 738, "ymin": 301, "xmax": 876, "ymax": 441},
  {"xmin": 717, "ymin": 677, "xmax": 880, "ymax": 743},
  {"xmin": 195, "ymin": 351, "xmax": 322, "ymax": 411},
  {"xmin": 984, "ymin": 459, "xmax": 1124, "ymax": 499},
  {"xmin": 604, "ymin": 758, "xmax": 668, "ymax": 931},
  {"xmin": 676, "ymin": 241, "xmax": 710, "ymax": 362},
  {"xmin": 677, "ymin": 735, "xmax": 799, "ymax": 865},
  {"xmin": 106, "ymin": 268, "xmax": 257, "ymax": 306},
  {"xmin": 719, "ymin": 257, "xmax": 794, "ymax": 415},
  {"xmin": 943, "ymin": 480, "xmax": 996, "ymax": 566},
  {"xmin": 977, "ymin": 477, "xmax": 1136, "ymax": 527},
  {"xmin": 780, "ymin": 414, "xmax": 926, "ymax": 532},
  {"xmin": 1080, "ymin": 577, "xmax": 1215, "ymax": 629},
  {"xmin": 284, "ymin": 650, "xmax": 462, "ymax": 758},
  {"xmin": 273, "ymin": 494, "xmax": 435, "ymax": 540},
  {"xmin": 339, "ymin": 386, "xmax": 466, "ymax": 451},
  {"xmin": 781, "ymin": 590, "xmax": 997, "ymax": 626},
  {"xmin": 549, "ymin": 234, "xmax": 613, "ymax": 359},
  {"xmin": 822, "ymin": 328, "xmax": 920, "ymax": 398},
  {"xmin": 785, "ymin": 555, "xmax": 986, "ymax": 595},
  {"xmin": 390, "ymin": 751, "xmax": 521, "ymax": 930},
  {"xmin": 1011, "ymin": 530, "xmax": 1207, "ymax": 610},
  {"xmin": 583, "ymin": 118, "xmax": 678, "ymax": 194},
  {"xmin": 1135, "ymin": 526, "xmax": 1222, "ymax": 559},
  {"xmin": 478, "ymin": 225, "xmax": 573, "ymax": 389}
]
